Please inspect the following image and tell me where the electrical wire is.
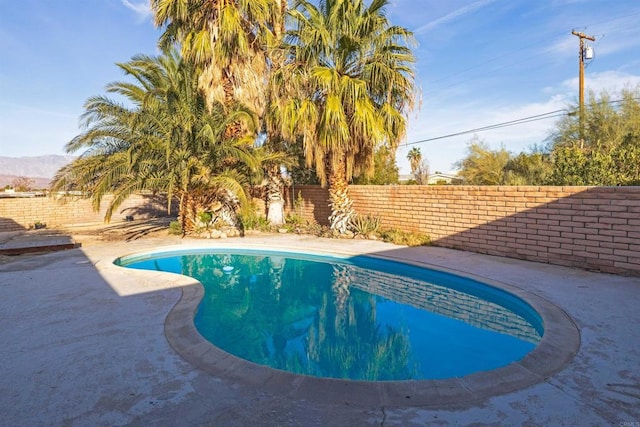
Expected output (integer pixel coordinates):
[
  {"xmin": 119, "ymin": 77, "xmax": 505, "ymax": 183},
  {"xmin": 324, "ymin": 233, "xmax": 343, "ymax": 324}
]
[
  {"xmin": 403, "ymin": 113, "xmax": 565, "ymax": 147},
  {"xmin": 403, "ymin": 97, "xmax": 640, "ymax": 147}
]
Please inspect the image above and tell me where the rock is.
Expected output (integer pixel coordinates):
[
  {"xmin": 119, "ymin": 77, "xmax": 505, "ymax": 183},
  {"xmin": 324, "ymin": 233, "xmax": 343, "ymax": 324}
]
[{"xmin": 278, "ymin": 228, "xmax": 288, "ymax": 234}]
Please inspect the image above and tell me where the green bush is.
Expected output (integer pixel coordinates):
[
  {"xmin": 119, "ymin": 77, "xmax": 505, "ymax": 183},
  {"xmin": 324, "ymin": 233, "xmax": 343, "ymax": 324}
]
[
  {"xmin": 238, "ymin": 207, "xmax": 271, "ymax": 232},
  {"xmin": 198, "ymin": 211, "xmax": 213, "ymax": 225},
  {"xmin": 285, "ymin": 213, "xmax": 305, "ymax": 227},
  {"xmin": 168, "ymin": 220, "xmax": 182, "ymax": 235}
]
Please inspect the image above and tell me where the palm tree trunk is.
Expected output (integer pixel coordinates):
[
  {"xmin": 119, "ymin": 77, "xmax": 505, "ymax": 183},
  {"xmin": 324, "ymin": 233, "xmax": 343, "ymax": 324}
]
[
  {"xmin": 331, "ymin": 264, "xmax": 352, "ymax": 333},
  {"xmin": 266, "ymin": 164, "xmax": 285, "ymax": 225},
  {"xmin": 328, "ymin": 158, "xmax": 354, "ymax": 234},
  {"xmin": 178, "ymin": 191, "xmax": 197, "ymax": 235}
]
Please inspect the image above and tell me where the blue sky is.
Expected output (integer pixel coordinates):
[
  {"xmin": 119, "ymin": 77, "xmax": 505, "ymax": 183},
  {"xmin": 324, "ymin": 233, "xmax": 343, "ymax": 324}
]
[{"xmin": 1, "ymin": 0, "xmax": 639, "ymax": 175}]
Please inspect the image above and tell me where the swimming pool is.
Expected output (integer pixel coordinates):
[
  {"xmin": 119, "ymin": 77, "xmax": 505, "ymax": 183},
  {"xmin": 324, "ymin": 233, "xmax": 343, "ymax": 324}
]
[{"xmin": 118, "ymin": 248, "xmax": 544, "ymax": 381}]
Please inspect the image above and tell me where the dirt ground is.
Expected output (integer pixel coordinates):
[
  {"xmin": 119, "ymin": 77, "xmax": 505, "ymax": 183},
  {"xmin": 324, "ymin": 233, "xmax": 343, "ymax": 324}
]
[
  {"xmin": 59, "ymin": 217, "xmax": 177, "ymax": 243},
  {"xmin": 0, "ymin": 218, "xmax": 178, "ymax": 264}
]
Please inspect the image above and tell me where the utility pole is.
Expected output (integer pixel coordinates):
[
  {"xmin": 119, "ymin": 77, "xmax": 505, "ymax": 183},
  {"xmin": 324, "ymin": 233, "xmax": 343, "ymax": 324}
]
[{"xmin": 572, "ymin": 30, "xmax": 596, "ymax": 147}]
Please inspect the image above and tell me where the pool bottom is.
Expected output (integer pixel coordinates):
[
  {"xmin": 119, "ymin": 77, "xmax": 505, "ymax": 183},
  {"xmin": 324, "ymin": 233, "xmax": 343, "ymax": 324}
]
[{"xmin": 147, "ymin": 245, "xmax": 580, "ymax": 408}]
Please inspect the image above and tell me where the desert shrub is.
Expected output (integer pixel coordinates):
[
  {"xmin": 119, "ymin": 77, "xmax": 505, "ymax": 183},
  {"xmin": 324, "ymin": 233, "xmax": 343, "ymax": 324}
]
[
  {"xmin": 238, "ymin": 209, "xmax": 271, "ymax": 232},
  {"xmin": 351, "ymin": 214, "xmax": 381, "ymax": 235},
  {"xmin": 379, "ymin": 228, "xmax": 430, "ymax": 246},
  {"xmin": 168, "ymin": 220, "xmax": 182, "ymax": 235}
]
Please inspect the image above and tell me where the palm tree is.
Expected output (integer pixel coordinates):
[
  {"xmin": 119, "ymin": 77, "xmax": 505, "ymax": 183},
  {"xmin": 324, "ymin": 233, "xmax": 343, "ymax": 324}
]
[
  {"xmin": 51, "ymin": 49, "xmax": 261, "ymax": 234},
  {"xmin": 407, "ymin": 147, "xmax": 422, "ymax": 176},
  {"xmin": 152, "ymin": 0, "xmax": 291, "ymax": 224},
  {"xmin": 275, "ymin": 0, "xmax": 416, "ymax": 233},
  {"xmin": 151, "ymin": 0, "xmax": 285, "ymax": 116}
]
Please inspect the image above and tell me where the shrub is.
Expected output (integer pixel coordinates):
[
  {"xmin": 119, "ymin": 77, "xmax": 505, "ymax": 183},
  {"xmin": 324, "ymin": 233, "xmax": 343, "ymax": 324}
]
[
  {"xmin": 168, "ymin": 220, "xmax": 182, "ymax": 235},
  {"xmin": 198, "ymin": 211, "xmax": 213, "ymax": 225},
  {"xmin": 351, "ymin": 214, "xmax": 381, "ymax": 235},
  {"xmin": 379, "ymin": 228, "xmax": 430, "ymax": 246},
  {"xmin": 238, "ymin": 207, "xmax": 271, "ymax": 232}
]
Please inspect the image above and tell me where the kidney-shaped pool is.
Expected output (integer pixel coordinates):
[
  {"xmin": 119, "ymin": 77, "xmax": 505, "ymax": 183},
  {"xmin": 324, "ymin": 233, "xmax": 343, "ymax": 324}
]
[{"xmin": 117, "ymin": 248, "xmax": 548, "ymax": 381}]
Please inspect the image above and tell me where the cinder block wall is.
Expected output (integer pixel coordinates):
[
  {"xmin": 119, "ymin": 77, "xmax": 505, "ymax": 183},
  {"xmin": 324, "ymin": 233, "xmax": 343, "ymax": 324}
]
[
  {"xmin": 285, "ymin": 185, "xmax": 331, "ymax": 225},
  {"xmin": 290, "ymin": 185, "xmax": 640, "ymax": 276},
  {"xmin": 2, "ymin": 186, "xmax": 638, "ymax": 276},
  {"xmin": 0, "ymin": 194, "xmax": 174, "ymax": 231}
]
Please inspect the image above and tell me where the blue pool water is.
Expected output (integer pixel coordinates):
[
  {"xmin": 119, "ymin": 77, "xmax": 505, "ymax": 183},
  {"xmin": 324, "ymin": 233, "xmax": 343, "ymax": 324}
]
[{"xmin": 118, "ymin": 249, "xmax": 543, "ymax": 381}]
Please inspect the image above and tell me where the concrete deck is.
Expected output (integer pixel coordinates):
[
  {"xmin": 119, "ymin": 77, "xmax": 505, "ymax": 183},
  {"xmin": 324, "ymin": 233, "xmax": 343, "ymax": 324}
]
[
  {"xmin": 0, "ymin": 229, "xmax": 79, "ymax": 256},
  {"xmin": 1, "ymin": 233, "xmax": 639, "ymax": 426}
]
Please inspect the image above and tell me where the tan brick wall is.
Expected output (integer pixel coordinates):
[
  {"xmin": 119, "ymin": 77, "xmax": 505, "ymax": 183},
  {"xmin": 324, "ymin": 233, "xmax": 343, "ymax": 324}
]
[
  {"xmin": 342, "ymin": 264, "xmax": 541, "ymax": 342},
  {"xmin": 292, "ymin": 185, "xmax": 640, "ymax": 276},
  {"xmin": 284, "ymin": 185, "xmax": 332, "ymax": 224},
  {"xmin": 2, "ymin": 186, "xmax": 638, "ymax": 276},
  {"xmin": 0, "ymin": 194, "xmax": 175, "ymax": 231}
]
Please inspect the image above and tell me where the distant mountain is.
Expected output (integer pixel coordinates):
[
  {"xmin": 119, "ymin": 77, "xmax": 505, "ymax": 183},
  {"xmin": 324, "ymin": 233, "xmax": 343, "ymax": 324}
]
[{"xmin": 0, "ymin": 155, "xmax": 75, "ymax": 189}]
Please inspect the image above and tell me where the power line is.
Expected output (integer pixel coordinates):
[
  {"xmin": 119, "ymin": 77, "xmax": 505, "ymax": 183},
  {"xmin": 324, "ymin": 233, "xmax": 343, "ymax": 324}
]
[
  {"xmin": 404, "ymin": 97, "xmax": 640, "ymax": 147},
  {"xmin": 404, "ymin": 111, "xmax": 565, "ymax": 147}
]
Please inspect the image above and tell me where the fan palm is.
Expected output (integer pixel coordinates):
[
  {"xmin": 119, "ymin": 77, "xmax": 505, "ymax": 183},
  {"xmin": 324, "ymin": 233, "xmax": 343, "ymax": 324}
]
[
  {"xmin": 51, "ymin": 48, "xmax": 261, "ymax": 233},
  {"xmin": 151, "ymin": 0, "xmax": 285, "ymax": 116},
  {"xmin": 152, "ymin": 0, "xmax": 291, "ymax": 224},
  {"xmin": 407, "ymin": 147, "xmax": 422, "ymax": 175},
  {"xmin": 275, "ymin": 0, "xmax": 416, "ymax": 233}
]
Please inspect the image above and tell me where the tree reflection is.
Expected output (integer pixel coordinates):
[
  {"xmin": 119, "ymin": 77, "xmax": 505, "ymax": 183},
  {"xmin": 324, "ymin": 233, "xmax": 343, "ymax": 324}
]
[{"xmin": 184, "ymin": 253, "xmax": 416, "ymax": 380}]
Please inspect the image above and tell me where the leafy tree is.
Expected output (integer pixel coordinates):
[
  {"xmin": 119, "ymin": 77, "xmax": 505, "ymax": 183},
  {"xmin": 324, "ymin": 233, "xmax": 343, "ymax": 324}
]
[
  {"xmin": 51, "ymin": 49, "xmax": 261, "ymax": 233},
  {"xmin": 274, "ymin": 0, "xmax": 416, "ymax": 233},
  {"xmin": 503, "ymin": 150, "xmax": 552, "ymax": 185},
  {"xmin": 454, "ymin": 136, "xmax": 511, "ymax": 185},
  {"xmin": 352, "ymin": 145, "xmax": 399, "ymax": 185},
  {"xmin": 11, "ymin": 176, "xmax": 35, "ymax": 192},
  {"xmin": 548, "ymin": 88, "xmax": 640, "ymax": 185}
]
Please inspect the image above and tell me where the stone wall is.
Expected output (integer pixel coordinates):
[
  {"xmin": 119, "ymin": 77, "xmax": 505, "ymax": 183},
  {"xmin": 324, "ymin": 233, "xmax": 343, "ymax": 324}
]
[{"xmin": 287, "ymin": 185, "xmax": 640, "ymax": 276}]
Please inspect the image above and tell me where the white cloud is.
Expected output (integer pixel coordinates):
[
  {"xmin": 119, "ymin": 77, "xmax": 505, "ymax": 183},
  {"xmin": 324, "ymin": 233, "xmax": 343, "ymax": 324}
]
[
  {"xmin": 544, "ymin": 14, "xmax": 640, "ymax": 60},
  {"xmin": 121, "ymin": 0, "xmax": 152, "ymax": 22},
  {"xmin": 414, "ymin": 0, "xmax": 498, "ymax": 34},
  {"xmin": 561, "ymin": 70, "xmax": 640, "ymax": 95}
]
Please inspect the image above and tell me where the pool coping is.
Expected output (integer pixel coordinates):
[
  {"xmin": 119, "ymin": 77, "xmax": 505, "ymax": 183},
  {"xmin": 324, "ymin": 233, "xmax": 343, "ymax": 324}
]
[{"xmin": 116, "ymin": 242, "xmax": 581, "ymax": 409}]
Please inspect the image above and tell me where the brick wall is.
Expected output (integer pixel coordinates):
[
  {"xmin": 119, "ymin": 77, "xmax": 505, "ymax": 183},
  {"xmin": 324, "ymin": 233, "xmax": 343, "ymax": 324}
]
[
  {"xmin": 0, "ymin": 194, "xmax": 175, "ymax": 231},
  {"xmin": 291, "ymin": 185, "xmax": 640, "ymax": 276},
  {"xmin": 341, "ymin": 264, "xmax": 541, "ymax": 343},
  {"xmin": 2, "ymin": 186, "xmax": 638, "ymax": 276},
  {"xmin": 285, "ymin": 185, "xmax": 331, "ymax": 224}
]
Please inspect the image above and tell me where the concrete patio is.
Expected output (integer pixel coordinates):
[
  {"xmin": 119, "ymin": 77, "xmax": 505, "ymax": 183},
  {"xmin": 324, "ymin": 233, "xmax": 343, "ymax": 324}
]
[{"xmin": 1, "ymin": 231, "xmax": 638, "ymax": 426}]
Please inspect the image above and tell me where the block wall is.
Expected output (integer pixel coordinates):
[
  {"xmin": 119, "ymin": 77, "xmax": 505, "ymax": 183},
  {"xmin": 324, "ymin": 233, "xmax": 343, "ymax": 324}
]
[
  {"xmin": 292, "ymin": 185, "xmax": 640, "ymax": 276},
  {"xmin": 2, "ymin": 186, "xmax": 638, "ymax": 276},
  {"xmin": 0, "ymin": 194, "xmax": 174, "ymax": 231}
]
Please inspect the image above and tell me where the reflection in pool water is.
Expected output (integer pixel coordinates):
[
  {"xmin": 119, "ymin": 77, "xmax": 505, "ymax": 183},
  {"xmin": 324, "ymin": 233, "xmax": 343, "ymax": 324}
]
[{"xmin": 122, "ymin": 250, "xmax": 543, "ymax": 381}]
